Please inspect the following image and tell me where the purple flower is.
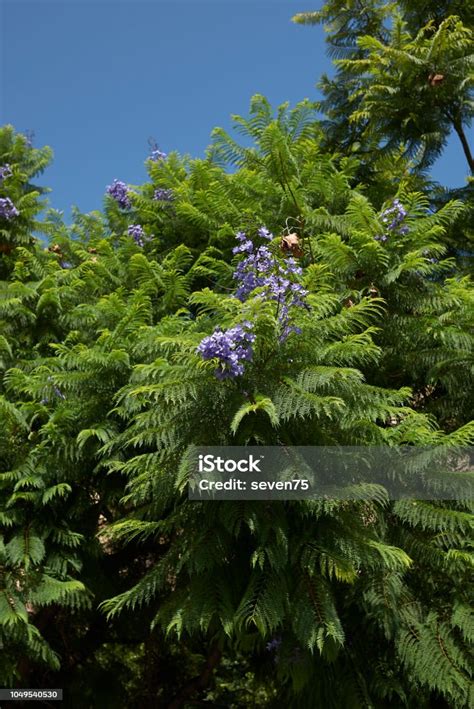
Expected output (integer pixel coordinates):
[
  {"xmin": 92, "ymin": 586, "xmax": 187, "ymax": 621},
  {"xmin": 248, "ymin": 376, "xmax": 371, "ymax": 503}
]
[
  {"xmin": 257, "ymin": 226, "xmax": 273, "ymax": 240},
  {"xmin": 106, "ymin": 180, "xmax": 131, "ymax": 209},
  {"xmin": 59, "ymin": 261, "xmax": 73, "ymax": 269},
  {"xmin": 266, "ymin": 637, "xmax": 282, "ymax": 652},
  {"xmin": 153, "ymin": 188, "xmax": 174, "ymax": 202},
  {"xmin": 0, "ymin": 164, "xmax": 12, "ymax": 181},
  {"xmin": 128, "ymin": 224, "xmax": 146, "ymax": 247},
  {"xmin": 0, "ymin": 197, "xmax": 19, "ymax": 220},
  {"xmin": 197, "ymin": 322, "xmax": 255, "ymax": 379},
  {"xmin": 43, "ymin": 376, "xmax": 66, "ymax": 402},
  {"xmin": 284, "ymin": 257, "xmax": 303, "ymax": 276},
  {"xmin": 199, "ymin": 227, "xmax": 309, "ymax": 382},
  {"xmin": 150, "ymin": 148, "xmax": 167, "ymax": 161},
  {"xmin": 233, "ymin": 242, "xmax": 277, "ymax": 301},
  {"xmin": 232, "ymin": 238, "xmax": 254, "ymax": 255},
  {"xmin": 377, "ymin": 200, "xmax": 409, "ymax": 241},
  {"xmin": 232, "ymin": 229, "xmax": 309, "ymax": 341}
]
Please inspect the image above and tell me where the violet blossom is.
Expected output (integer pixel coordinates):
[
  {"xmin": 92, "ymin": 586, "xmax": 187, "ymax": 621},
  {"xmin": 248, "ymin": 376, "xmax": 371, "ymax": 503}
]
[
  {"xmin": 0, "ymin": 164, "xmax": 12, "ymax": 181},
  {"xmin": 153, "ymin": 188, "xmax": 174, "ymax": 202},
  {"xmin": 106, "ymin": 179, "xmax": 131, "ymax": 209},
  {"xmin": 232, "ymin": 227, "xmax": 308, "ymax": 341},
  {"xmin": 128, "ymin": 224, "xmax": 146, "ymax": 247},
  {"xmin": 376, "ymin": 199, "xmax": 409, "ymax": 241},
  {"xmin": 197, "ymin": 227, "xmax": 308, "ymax": 378},
  {"xmin": 150, "ymin": 148, "xmax": 167, "ymax": 161},
  {"xmin": 197, "ymin": 322, "xmax": 255, "ymax": 379},
  {"xmin": 0, "ymin": 197, "xmax": 19, "ymax": 220}
]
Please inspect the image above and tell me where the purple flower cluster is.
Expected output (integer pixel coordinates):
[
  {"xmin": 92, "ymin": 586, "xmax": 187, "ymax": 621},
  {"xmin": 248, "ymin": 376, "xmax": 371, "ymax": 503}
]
[
  {"xmin": 232, "ymin": 228, "xmax": 308, "ymax": 341},
  {"xmin": 197, "ymin": 227, "xmax": 308, "ymax": 379},
  {"xmin": 41, "ymin": 376, "xmax": 66, "ymax": 404},
  {"xmin": 257, "ymin": 226, "xmax": 272, "ymax": 239},
  {"xmin": 376, "ymin": 199, "xmax": 409, "ymax": 241},
  {"xmin": 128, "ymin": 224, "xmax": 146, "ymax": 247},
  {"xmin": 266, "ymin": 637, "xmax": 282, "ymax": 652},
  {"xmin": 0, "ymin": 164, "xmax": 12, "ymax": 181},
  {"xmin": 0, "ymin": 197, "xmax": 19, "ymax": 220},
  {"xmin": 106, "ymin": 179, "xmax": 131, "ymax": 209},
  {"xmin": 197, "ymin": 322, "xmax": 255, "ymax": 379},
  {"xmin": 153, "ymin": 188, "xmax": 174, "ymax": 202},
  {"xmin": 150, "ymin": 148, "xmax": 167, "ymax": 161}
]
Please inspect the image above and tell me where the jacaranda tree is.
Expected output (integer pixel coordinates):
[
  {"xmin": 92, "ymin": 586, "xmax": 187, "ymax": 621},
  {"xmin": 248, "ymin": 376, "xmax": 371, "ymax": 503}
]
[{"xmin": 0, "ymin": 6, "xmax": 473, "ymax": 705}]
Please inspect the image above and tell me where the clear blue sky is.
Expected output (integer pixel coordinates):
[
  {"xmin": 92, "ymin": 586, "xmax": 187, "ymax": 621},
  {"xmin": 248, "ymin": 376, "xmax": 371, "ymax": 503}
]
[{"xmin": 1, "ymin": 0, "xmax": 470, "ymax": 221}]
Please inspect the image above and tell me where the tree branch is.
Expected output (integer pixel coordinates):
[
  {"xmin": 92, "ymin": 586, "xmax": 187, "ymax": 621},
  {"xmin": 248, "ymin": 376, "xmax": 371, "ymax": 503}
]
[{"xmin": 452, "ymin": 118, "xmax": 474, "ymax": 175}]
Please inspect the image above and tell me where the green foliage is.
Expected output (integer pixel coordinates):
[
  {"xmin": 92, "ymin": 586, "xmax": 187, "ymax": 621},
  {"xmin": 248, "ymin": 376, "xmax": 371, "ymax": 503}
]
[
  {"xmin": 0, "ymin": 34, "xmax": 473, "ymax": 706},
  {"xmin": 341, "ymin": 16, "xmax": 474, "ymax": 170},
  {"xmin": 293, "ymin": 1, "xmax": 474, "ymax": 187}
]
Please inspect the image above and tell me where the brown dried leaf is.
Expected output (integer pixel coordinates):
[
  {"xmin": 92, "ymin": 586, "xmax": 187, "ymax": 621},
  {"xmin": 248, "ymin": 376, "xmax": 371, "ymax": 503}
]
[
  {"xmin": 280, "ymin": 232, "xmax": 303, "ymax": 257},
  {"xmin": 428, "ymin": 73, "xmax": 445, "ymax": 86}
]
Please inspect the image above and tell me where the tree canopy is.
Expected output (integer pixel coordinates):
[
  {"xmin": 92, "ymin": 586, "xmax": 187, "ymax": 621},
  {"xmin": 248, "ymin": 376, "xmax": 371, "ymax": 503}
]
[{"xmin": 1, "ymin": 2, "xmax": 473, "ymax": 707}]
